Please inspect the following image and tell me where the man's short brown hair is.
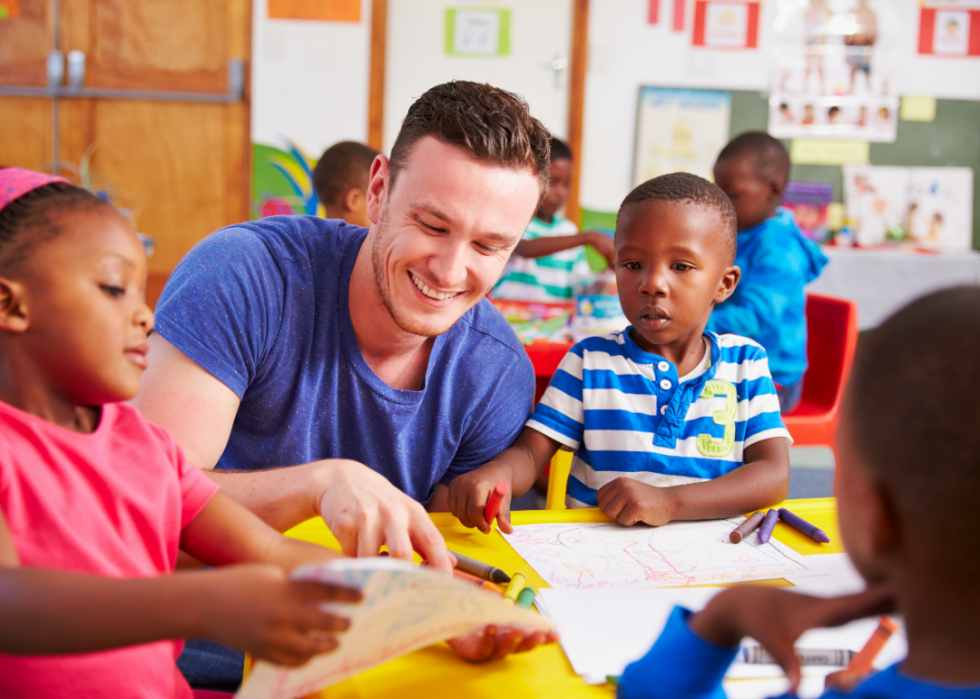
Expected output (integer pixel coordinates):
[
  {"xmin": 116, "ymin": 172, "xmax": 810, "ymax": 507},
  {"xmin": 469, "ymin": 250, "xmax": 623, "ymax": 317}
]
[{"xmin": 388, "ymin": 81, "xmax": 551, "ymax": 197}]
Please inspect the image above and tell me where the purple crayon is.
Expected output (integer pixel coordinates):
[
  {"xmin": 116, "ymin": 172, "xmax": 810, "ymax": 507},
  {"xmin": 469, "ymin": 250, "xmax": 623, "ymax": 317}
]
[
  {"xmin": 778, "ymin": 508, "xmax": 831, "ymax": 543},
  {"xmin": 757, "ymin": 508, "xmax": 779, "ymax": 544}
]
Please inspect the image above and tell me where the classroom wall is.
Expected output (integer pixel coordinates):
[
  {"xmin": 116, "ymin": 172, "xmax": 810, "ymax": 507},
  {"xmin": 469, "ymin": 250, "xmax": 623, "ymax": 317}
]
[{"xmin": 579, "ymin": 0, "xmax": 980, "ymax": 216}]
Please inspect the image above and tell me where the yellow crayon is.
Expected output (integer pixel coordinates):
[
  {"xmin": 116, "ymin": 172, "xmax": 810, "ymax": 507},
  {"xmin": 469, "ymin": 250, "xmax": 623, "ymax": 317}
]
[{"xmin": 503, "ymin": 572, "xmax": 527, "ymax": 604}]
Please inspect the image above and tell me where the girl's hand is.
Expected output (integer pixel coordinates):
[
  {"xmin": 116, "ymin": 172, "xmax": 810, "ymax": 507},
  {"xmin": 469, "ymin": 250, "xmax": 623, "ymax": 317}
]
[
  {"xmin": 201, "ymin": 564, "xmax": 362, "ymax": 666},
  {"xmin": 688, "ymin": 586, "xmax": 894, "ymax": 693},
  {"xmin": 447, "ymin": 624, "xmax": 560, "ymax": 663}
]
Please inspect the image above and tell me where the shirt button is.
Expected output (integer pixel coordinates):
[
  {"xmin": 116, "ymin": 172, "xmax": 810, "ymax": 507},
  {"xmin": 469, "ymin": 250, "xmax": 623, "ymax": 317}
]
[
  {"xmin": 660, "ymin": 405, "xmax": 667, "ymax": 415},
  {"xmin": 658, "ymin": 361, "xmax": 669, "ymax": 372},
  {"xmin": 660, "ymin": 379, "xmax": 671, "ymax": 390}
]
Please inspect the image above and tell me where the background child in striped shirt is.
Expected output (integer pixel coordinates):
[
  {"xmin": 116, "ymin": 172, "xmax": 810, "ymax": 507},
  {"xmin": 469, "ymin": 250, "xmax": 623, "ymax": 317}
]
[
  {"xmin": 450, "ymin": 172, "xmax": 791, "ymax": 532},
  {"xmin": 492, "ymin": 137, "xmax": 615, "ymax": 301}
]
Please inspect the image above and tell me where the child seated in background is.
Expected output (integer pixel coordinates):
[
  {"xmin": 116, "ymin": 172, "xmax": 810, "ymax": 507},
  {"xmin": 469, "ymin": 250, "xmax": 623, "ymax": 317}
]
[
  {"xmin": 709, "ymin": 132, "xmax": 828, "ymax": 413},
  {"xmin": 312, "ymin": 140, "xmax": 379, "ymax": 227},
  {"xmin": 450, "ymin": 173, "xmax": 790, "ymax": 533},
  {"xmin": 617, "ymin": 286, "xmax": 980, "ymax": 699},
  {"xmin": 0, "ymin": 169, "xmax": 550, "ymax": 697},
  {"xmin": 492, "ymin": 136, "xmax": 615, "ymax": 302}
]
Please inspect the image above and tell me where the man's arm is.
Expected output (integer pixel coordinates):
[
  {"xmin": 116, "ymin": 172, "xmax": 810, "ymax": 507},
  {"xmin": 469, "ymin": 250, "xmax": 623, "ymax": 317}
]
[{"xmin": 134, "ymin": 334, "xmax": 454, "ymax": 571}]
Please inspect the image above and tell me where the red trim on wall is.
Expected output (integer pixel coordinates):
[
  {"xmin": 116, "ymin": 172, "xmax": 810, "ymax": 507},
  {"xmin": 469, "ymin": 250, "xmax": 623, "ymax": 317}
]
[
  {"xmin": 649, "ymin": 0, "xmax": 660, "ymax": 24},
  {"xmin": 673, "ymin": 0, "xmax": 686, "ymax": 32}
]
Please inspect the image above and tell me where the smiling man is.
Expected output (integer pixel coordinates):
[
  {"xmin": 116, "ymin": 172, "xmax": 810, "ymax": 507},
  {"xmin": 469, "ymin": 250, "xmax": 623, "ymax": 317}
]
[{"xmin": 133, "ymin": 81, "xmax": 551, "ymax": 685}]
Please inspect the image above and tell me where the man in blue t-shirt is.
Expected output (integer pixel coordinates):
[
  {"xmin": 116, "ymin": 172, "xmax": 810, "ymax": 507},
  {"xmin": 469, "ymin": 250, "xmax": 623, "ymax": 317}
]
[{"xmin": 134, "ymin": 81, "xmax": 557, "ymax": 673}]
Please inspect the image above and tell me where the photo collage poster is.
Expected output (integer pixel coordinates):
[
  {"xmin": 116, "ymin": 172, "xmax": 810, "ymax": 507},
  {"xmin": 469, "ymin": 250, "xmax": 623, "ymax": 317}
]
[{"xmin": 768, "ymin": 0, "xmax": 901, "ymax": 142}]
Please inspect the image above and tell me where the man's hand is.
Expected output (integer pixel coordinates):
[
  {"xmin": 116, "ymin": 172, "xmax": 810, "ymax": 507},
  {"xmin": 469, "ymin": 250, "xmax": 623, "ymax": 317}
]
[
  {"xmin": 596, "ymin": 478, "xmax": 674, "ymax": 526},
  {"xmin": 201, "ymin": 564, "xmax": 362, "ymax": 667},
  {"xmin": 315, "ymin": 459, "xmax": 454, "ymax": 573},
  {"xmin": 584, "ymin": 232, "xmax": 617, "ymax": 268},
  {"xmin": 688, "ymin": 586, "xmax": 894, "ymax": 693},
  {"xmin": 446, "ymin": 625, "xmax": 560, "ymax": 663},
  {"xmin": 448, "ymin": 462, "xmax": 515, "ymax": 534}
]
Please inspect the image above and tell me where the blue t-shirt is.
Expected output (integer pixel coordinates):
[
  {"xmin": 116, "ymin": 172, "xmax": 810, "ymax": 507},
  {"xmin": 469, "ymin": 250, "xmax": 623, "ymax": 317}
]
[
  {"xmin": 619, "ymin": 606, "xmax": 980, "ymax": 699},
  {"xmin": 154, "ymin": 216, "xmax": 535, "ymax": 503},
  {"xmin": 707, "ymin": 208, "xmax": 828, "ymax": 387}
]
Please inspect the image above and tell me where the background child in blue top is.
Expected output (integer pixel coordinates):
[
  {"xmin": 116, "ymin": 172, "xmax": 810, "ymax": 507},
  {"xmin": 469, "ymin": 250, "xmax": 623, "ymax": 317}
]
[
  {"xmin": 619, "ymin": 286, "xmax": 980, "ymax": 699},
  {"xmin": 450, "ymin": 173, "xmax": 790, "ymax": 533},
  {"xmin": 493, "ymin": 137, "xmax": 616, "ymax": 301},
  {"xmin": 708, "ymin": 132, "xmax": 828, "ymax": 413}
]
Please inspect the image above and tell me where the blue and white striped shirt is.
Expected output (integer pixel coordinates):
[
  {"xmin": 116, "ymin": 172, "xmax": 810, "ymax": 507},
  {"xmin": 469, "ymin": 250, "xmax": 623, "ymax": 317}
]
[{"xmin": 527, "ymin": 329, "xmax": 792, "ymax": 507}]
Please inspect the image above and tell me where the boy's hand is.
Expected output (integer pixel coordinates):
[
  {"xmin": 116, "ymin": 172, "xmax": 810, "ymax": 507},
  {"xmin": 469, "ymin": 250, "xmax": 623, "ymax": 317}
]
[
  {"xmin": 447, "ymin": 624, "xmax": 560, "ymax": 663},
  {"xmin": 584, "ymin": 232, "xmax": 616, "ymax": 268},
  {"xmin": 202, "ymin": 563, "xmax": 362, "ymax": 667},
  {"xmin": 596, "ymin": 478, "xmax": 674, "ymax": 526},
  {"xmin": 448, "ymin": 462, "xmax": 515, "ymax": 534},
  {"xmin": 688, "ymin": 586, "xmax": 894, "ymax": 693}
]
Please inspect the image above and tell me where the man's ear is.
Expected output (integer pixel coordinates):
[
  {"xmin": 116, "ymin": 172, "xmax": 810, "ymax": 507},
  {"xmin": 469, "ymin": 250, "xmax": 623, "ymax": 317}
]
[
  {"xmin": 0, "ymin": 277, "xmax": 30, "ymax": 333},
  {"xmin": 365, "ymin": 154, "xmax": 389, "ymax": 226},
  {"xmin": 714, "ymin": 265, "xmax": 740, "ymax": 304}
]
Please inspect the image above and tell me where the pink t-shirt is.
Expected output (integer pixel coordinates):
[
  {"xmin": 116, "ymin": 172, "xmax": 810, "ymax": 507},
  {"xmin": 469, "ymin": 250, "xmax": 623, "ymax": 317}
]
[{"xmin": 0, "ymin": 400, "xmax": 220, "ymax": 699}]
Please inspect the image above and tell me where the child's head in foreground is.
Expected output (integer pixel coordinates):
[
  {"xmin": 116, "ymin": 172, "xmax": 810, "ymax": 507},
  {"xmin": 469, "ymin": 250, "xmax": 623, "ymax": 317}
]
[
  {"xmin": 713, "ymin": 132, "xmax": 790, "ymax": 232},
  {"xmin": 614, "ymin": 172, "xmax": 738, "ymax": 354},
  {"xmin": 312, "ymin": 140, "xmax": 380, "ymax": 228},
  {"xmin": 839, "ymin": 286, "xmax": 980, "ymax": 596},
  {"xmin": 0, "ymin": 168, "xmax": 153, "ymax": 409},
  {"xmin": 536, "ymin": 136, "xmax": 573, "ymax": 222}
]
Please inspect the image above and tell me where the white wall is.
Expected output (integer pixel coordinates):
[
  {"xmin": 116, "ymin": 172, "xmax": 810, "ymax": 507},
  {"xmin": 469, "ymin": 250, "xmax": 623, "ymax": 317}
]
[
  {"xmin": 251, "ymin": 0, "xmax": 371, "ymax": 156},
  {"xmin": 580, "ymin": 0, "xmax": 980, "ymax": 214}
]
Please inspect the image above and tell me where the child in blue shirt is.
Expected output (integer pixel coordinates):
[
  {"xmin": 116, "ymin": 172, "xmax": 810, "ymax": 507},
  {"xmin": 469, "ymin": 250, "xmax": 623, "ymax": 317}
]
[
  {"xmin": 619, "ymin": 286, "xmax": 980, "ymax": 699},
  {"xmin": 708, "ymin": 132, "xmax": 828, "ymax": 413},
  {"xmin": 450, "ymin": 173, "xmax": 790, "ymax": 533}
]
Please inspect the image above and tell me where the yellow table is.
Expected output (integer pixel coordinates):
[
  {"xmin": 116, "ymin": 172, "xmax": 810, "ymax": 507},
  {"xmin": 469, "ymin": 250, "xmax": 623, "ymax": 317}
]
[{"xmin": 285, "ymin": 499, "xmax": 841, "ymax": 699}]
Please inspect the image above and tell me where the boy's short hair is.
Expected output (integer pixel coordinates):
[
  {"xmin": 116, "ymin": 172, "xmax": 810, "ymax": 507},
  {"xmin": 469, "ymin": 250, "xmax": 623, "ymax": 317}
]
[
  {"xmin": 619, "ymin": 172, "xmax": 737, "ymax": 262},
  {"xmin": 716, "ymin": 131, "xmax": 790, "ymax": 189},
  {"xmin": 312, "ymin": 141, "xmax": 380, "ymax": 207},
  {"xmin": 388, "ymin": 81, "xmax": 551, "ymax": 197},
  {"xmin": 550, "ymin": 137, "xmax": 572, "ymax": 162},
  {"xmin": 848, "ymin": 286, "xmax": 980, "ymax": 580}
]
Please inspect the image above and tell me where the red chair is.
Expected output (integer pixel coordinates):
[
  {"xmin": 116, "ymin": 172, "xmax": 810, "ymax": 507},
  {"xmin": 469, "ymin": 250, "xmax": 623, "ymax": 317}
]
[
  {"xmin": 525, "ymin": 340, "xmax": 575, "ymax": 404},
  {"xmin": 782, "ymin": 293, "xmax": 860, "ymax": 491}
]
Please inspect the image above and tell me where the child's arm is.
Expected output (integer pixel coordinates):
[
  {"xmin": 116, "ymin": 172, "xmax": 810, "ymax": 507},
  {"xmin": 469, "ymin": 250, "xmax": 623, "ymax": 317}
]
[
  {"xmin": 618, "ymin": 586, "xmax": 893, "ymax": 699},
  {"xmin": 447, "ymin": 426, "xmax": 561, "ymax": 534},
  {"xmin": 0, "ymin": 508, "xmax": 360, "ymax": 663},
  {"xmin": 515, "ymin": 232, "xmax": 616, "ymax": 266},
  {"xmin": 596, "ymin": 437, "xmax": 790, "ymax": 526}
]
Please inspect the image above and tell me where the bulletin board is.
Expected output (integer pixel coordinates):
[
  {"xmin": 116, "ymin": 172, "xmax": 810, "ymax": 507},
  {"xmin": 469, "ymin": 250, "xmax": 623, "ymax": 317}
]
[{"xmin": 727, "ymin": 90, "xmax": 980, "ymax": 249}]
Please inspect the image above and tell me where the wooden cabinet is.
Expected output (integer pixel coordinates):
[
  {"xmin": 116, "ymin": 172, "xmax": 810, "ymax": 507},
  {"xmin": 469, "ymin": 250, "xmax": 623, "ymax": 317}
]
[{"xmin": 0, "ymin": 0, "xmax": 251, "ymax": 276}]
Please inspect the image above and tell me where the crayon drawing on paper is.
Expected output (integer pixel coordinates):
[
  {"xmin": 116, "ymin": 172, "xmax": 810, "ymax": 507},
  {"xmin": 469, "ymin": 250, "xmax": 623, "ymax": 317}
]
[{"xmin": 502, "ymin": 519, "xmax": 808, "ymax": 589}]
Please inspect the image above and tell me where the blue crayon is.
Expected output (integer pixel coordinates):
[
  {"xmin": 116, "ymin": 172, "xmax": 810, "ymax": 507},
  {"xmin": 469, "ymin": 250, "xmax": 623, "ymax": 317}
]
[
  {"xmin": 757, "ymin": 508, "xmax": 779, "ymax": 544},
  {"xmin": 778, "ymin": 508, "xmax": 831, "ymax": 543}
]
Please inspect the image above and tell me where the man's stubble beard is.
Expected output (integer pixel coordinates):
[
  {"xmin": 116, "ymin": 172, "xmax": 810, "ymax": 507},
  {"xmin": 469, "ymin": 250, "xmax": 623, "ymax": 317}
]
[{"xmin": 370, "ymin": 205, "xmax": 453, "ymax": 339}]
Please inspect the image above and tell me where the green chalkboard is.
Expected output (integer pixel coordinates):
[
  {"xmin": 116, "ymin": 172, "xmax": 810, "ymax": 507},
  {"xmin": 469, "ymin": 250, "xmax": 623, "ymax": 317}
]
[{"xmin": 729, "ymin": 91, "xmax": 980, "ymax": 249}]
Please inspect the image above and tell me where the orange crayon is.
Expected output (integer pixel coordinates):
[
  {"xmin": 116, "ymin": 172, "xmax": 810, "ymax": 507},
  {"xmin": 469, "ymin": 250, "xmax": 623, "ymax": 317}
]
[{"xmin": 846, "ymin": 616, "xmax": 899, "ymax": 674}]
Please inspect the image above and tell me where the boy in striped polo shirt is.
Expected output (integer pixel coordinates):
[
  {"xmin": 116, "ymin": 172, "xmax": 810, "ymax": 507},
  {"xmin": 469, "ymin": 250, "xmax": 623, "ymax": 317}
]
[{"xmin": 449, "ymin": 172, "xmax": 791, "ymax": 531}]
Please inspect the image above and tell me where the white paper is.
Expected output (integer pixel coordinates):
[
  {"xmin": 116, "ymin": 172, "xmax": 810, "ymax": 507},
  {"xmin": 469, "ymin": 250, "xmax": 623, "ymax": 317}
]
[
  {"xmin": 237, "ymin": 558, "xmax": 550, "ymax": 699},
  {"xmin": 501, "ymin": 519, "xmax": 809, "ymax": 590}
]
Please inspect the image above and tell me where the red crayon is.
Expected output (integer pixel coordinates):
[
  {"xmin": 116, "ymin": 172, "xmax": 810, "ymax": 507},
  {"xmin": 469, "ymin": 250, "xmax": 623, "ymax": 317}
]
[
  {"xmin": 846, "ymin": 616, "xmax": 899, "ymax": 674},
  {"xmin": 484, "ymin": 480, "xmax": 510, "ymax": 523}
]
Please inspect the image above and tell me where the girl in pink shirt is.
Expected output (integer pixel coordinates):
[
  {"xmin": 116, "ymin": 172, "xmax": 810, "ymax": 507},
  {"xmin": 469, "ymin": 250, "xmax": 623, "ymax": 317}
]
[{"xmin": 0, "ymin": 169, "xmax": 361, "ymax": 698}]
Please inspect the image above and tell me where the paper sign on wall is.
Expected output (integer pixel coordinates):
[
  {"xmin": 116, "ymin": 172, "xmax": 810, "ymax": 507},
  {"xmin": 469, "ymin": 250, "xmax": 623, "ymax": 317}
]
[
  {"xmin": 693, "ymin": 1, "xmax": 760, "ymax": 49},
  {"xmin": 919, "ymin": 7, "xmax": 980, "ymax": 56},
  {"xmin": 268, "ymin": 0, "xmax": 361, "ymax": 22},
  {"xmin": 445, "ymin": 8, "xmax": 511, "ymax": 57}
]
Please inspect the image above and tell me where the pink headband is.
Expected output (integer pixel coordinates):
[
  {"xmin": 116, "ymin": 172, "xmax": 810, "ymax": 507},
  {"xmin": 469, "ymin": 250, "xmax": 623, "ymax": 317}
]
[{"xmin": 0, "ymin": 168, "xmax": 70, "ymax": 212}]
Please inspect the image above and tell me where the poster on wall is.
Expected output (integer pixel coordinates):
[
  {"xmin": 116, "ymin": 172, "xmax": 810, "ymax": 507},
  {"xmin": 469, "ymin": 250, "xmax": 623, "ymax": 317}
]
[
  {"xmin": 445, "ymin": 8, "xmax": 511, "ymax": 57},
  {"xmin": 768, "ymin": 0, "xmax": 900, "ymax": 142},
  {"xmin": 268, "ymin": 0, "xmax": 361, "ymax": 22},
  {"xmin": 918, "ymin": 1, "xmax": 980, "ymax": 56},
  {"xmin": 0, "ymin": 0, "xmax": 19, "ymax": 19},
  {"xmin": 692, "ymin": 1, "xmax": 761, "ymax": 49},
  {"xmin": 633, "ymin": 87, "xmax": 731, "ymax": 187},
  {"xmin": 842, "ymin": 165, "xmax": 974, "ymax": 250}
]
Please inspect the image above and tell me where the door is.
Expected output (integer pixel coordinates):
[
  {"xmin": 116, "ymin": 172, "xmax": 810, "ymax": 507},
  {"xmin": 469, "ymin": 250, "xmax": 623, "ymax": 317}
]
[
  {"xmin": 0, "ymin": 0, "xmax": 250, "ymax": 291},
  {"xmin": 383, "ymin": 0, "xmax": 573, "ymax": 150}
]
